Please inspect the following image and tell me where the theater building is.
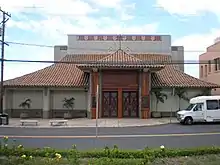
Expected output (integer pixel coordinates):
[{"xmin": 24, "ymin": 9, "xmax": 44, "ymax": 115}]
[{"xmin": 3, "ymin": 35, "xmax": 219, "ymax": 119}]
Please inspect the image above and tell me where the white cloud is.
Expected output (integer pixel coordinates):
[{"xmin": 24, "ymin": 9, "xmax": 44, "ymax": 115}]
[
  {"xmin": 1, "ymin": 0, "xmax": 98, "ymax": 16},
  {"xmin": 7, "ymin": 14, "xmax": 159, "ymax": 39},
  {"xmin": 89, "ymin": 0, "xmax": 123, "ymax": 8},
  {"xmin": 4, "ymin": 46, "xmax": 53, "ymax": 80},
  {"xmin": 3, "ymin": 0, "xmax": 158, "ymax": 80},
  {"xmin": 173, "ymin": 28, "xmax": 220, "ymax": 78},
  {"xmin": 156, "ymin": 0, "xmax": 220, "ymax": 16}
]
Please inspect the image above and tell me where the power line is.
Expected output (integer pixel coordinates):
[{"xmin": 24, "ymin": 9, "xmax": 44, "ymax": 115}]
[
  {"xmin": 5, "ymin": 41, "xmax": 213, "ymax": 53},
  {"xmin": 0, "ymin": 58, "xmax": 217, "ymax": 65}
]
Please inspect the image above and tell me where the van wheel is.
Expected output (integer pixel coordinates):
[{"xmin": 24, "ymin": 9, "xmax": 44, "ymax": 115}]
[{"xmin": 184, "ymin": 117, "xmax": 193, "ymax": 125}]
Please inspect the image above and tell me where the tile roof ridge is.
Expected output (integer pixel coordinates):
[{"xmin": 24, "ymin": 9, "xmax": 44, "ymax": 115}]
[
  {"xmin": 124, "ymin": 51, "xmax": 143, "ymax": 61},
  {"xmin": 98, "ymin": 49, "xmax": 142, "ymax": 62}
]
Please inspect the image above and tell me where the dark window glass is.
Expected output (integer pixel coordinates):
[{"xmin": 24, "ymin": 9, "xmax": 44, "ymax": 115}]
[
  {"xmin": 207, "ymin": 100, "xmax": 219, "ymax": 110},
  {"xmin": 194, "ymin": 103, "xmax": 203, "ymax": 111}
]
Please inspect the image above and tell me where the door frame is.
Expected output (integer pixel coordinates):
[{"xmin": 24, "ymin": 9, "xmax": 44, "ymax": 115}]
[
  {"xmin": 122, "ymin": 91, "xmax": 139, "ymax": 118},
  {"xmin": 102, "ymin": 91, "xmax": 118, "ymax": 118}
]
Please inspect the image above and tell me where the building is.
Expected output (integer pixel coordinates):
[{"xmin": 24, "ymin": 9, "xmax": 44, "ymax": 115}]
[
  {"xmin": 199, "ymin": 37, "xmax": 220, "ymax": 95},
  {"xmin": 3, "ymin": 34, "xmax": 219, "ymax": 119},
  {"xmin": 55, "ymin": 34, "xmax": 185, "ymax": 72}
]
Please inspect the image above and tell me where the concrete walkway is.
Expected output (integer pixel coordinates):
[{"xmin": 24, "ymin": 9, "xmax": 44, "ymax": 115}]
[{"xmin": 0, "ymin": 118, "xmax": 178, "ymax": 128}]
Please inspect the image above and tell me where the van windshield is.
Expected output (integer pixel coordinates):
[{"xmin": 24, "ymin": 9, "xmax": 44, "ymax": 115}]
[{"xmin": 185, "ymin": 104, "xmax": 195, "ymax": 111}]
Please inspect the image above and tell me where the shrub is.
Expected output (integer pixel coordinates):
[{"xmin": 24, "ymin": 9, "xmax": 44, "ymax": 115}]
[{"xmin": 1, "ymin": 136, "xmax": 220, "ymax": 163}]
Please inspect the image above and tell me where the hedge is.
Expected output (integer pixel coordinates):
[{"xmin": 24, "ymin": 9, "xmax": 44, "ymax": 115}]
[{"xmin": 1, "ymin": 136, "xmax": 220, "ymax": 162}]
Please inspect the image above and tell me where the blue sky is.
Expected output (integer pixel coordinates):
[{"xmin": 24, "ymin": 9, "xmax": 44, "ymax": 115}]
[{"xmin": 1, "ymin": 0, "xmax": 220, "ymax": 80}]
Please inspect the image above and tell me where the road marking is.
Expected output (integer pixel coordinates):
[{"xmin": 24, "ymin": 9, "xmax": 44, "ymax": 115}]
[{"xmin": 0, "ymin": 132, "xmax": 220, "ymax": 139}]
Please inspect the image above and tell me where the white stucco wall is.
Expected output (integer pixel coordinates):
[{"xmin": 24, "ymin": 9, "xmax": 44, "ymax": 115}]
[
  {"xmin": 54, "ymin": 45, "xmax": 68, "ymax": 61},
  {"xmin": 12, "ymin": 90, "xmax": 43, "ymax": 109},
  {"xmin": 171, "ymin": 46, "xmax": 184, "ymax": 72},
  {"xmin": 51, "ymin": 90, "xmax": 87, "ymax": 110},
  {"xmin": 151, "ymin": 88, "xmax": 204, "ymax": 113}
]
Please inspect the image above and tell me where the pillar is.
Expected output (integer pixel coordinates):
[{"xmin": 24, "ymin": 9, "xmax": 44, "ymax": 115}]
[
  {"xmin": 87, "ymin": 73, "xmax": 92, "ymax": 119},
  {"xmin": 141, "ymin": 69, "xmax": 150, "ymax": 119},
  {"xmin": 43, "ymin": 88, "xmax": 50, "ymax": 118},
  {"xmin": 91, "ymin": 69, "xmax": 99, "ymax": 119},
  {"xmin": 98, "ymin": 71, "xmax": 102, "ymax": 118},
  {"xmin": 118, "ymin": 88, "xmax": 122, "ymax": 118}
]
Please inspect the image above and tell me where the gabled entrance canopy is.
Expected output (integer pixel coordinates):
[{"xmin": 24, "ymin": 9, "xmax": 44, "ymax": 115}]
[{"xmin": 76, "ymin": 49, "xmax": 165, "ymax": 72}]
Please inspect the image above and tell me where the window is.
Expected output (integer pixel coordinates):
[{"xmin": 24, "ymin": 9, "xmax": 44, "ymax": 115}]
[
  {"xmin": 207, "ymin": 100, "xmax": 219, "ymax": 110},
  {"xmin": 218, "ymin": 100, "xmax": 220, "ymax": 108},
  {"xmin": 186, "ymin": 104, "xmax": 195, "ymax": 111},
  {"xmin": 171, "ymin": 46, "xmax": 178, "ymax": 51},
  {"xmin": 205, "ymin": 65, "xmax": 207, "ymax": 77},
  {"xmin": 208, "ymin": 60, "xmax": 211, "ymax": 72},
  {"xmin": 200, "ymin": 66, "xmax": 203, "ymax": 78},
  {"xmin": 194, "ymin": 103, "xmax": 203, "ymax": 111},
  {"xmin": 60, "ymin": 46, "xmax": 67, "ymax": 50},
  {"xmin": 218, "ymin": 58, "xmax": 220, "ymax": 70},
  {"xmin": 214, "ymin": 58, "xmax": 218, "ymax": 71}
]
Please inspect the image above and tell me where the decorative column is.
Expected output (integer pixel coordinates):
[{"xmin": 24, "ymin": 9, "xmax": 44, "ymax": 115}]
[
  {"xmin": 43, "ymin": 88, "xmax": 50, "ymax": 119},
  {"xmin": 91, "ymin": 68, "xmax": 99, "ymax": 119},
  {"xmin": 138, "ymin": 70, "xmax": 142, "ymax": 118},
  {"xmin": 87, "ymin": 72, "xmax": 92, "ymax": 119},
  {"xmin": 98, "ymin": 70, "xmax": 102, "ymax": 118},
  {"xmin": 141, "ymin": 69, "xmax": 150, "ymax": 119},
  {"xmin": 118, "ymin": 88, "xmax": 122, "ymax": 118}
]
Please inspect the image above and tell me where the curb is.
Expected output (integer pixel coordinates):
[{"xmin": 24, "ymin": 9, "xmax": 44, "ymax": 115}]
[{"xmin": 0, "ymin": 122, "xmax": 178, "ymax": 129}]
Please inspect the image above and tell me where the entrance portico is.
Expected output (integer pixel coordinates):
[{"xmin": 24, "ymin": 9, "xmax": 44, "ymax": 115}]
[{"xmin": 76, "ymin": 49, "xmax": 165, "ymax": 119}]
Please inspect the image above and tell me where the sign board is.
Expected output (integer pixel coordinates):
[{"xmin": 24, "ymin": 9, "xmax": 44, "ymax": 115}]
[{"xmin": 76, "ymin": 35, "xmax": 162, "ymax": 41}]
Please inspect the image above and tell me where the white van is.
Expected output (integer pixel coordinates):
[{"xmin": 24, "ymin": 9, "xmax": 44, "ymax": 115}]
[{"xmin": 177, "ymin": 96, "xmax": 220, "ymax": 125}]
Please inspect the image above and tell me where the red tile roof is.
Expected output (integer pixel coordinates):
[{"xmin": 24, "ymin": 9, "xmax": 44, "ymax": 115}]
[
  {"xmin": 3, "ymin": 50, "xmax": 220, "ymax": 88},
  {"xmin": 76, "ymin": 49, "xmax": 165, "ymax": 69},
  {"xmin": 152, "ymin": 66, "xmax": 219, "ymax": 88},
  {"xmin": 3, "ymin": 62, "xmax": 88, "ymax": 87}
]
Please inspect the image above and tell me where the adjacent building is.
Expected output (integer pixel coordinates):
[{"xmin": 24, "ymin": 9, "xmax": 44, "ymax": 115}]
[
  {"xmin": 199, "ymin": 37, "xmax": 220, "ymax": 95},
  {"xmin": 3, "ymin": 34, "xmax": 219, "ymax": 119}
]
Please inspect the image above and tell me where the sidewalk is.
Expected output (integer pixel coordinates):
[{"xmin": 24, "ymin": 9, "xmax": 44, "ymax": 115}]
[{"xmin": 0, "ymin": 118, "xmax": 178, "ymax": 128}]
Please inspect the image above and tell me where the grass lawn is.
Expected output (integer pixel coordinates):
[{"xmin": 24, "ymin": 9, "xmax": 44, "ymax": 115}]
[
  {"xmin": 151, "ymin": 154, "xmax": 220, "ymax": 165},
  {"xmin": 1, "ymin": 154, "xmax": 220, "ymax": 165}
]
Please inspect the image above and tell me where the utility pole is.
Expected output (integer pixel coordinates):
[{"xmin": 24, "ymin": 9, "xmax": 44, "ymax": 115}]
[{"xmin": 0, "ymin": 8, "xmax": 11, "ymax": 114}]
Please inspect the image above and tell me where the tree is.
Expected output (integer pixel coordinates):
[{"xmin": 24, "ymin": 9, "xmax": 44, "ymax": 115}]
[
  {"xmin": 19, "ymin": 98, "xmax": 31, "ymax": 109},
  {"xmin": 63, "ymin": 97, "xmax": 75, "ymax": 110},
  {"xmin": 19, "ymin": 98, "xmax": 32, "ymax": 119},
  {"xmin": 174, "ymin": 88, "xmax": 189, "ymax": 110},
  {"xmin": 62, "ymin": 97, "xmax": 75, "ymax": 119},
  {"xmin": 151, "ymin": 88, "xmax": 168, "ymax": 112}
]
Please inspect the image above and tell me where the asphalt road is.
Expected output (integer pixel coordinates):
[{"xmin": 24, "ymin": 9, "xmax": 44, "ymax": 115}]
[{"xmin": 0, "ymin": 123, "xmax": 220, "ymax": 150}]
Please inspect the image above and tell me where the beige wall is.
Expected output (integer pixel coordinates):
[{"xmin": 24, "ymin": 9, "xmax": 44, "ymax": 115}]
[
  {"xmin": 4, "ymin": 87, "xmax": 207, "ymax": 118},
  {"xmin": 151, "ymin": 88, "xmax": 204, "ymax": 113},
  {"xmin": 67, "ymin": 35, "xmax": 172, "ymax": 55},
  {"xmin": 199, "ymin": 41, "xmax": 220, "ymax": 95},
  {"xmin": 54, "ymin": 34, "xmax": 174, "ymax": 61},
  {"xmin": 50, "ymin": 90, "xmax": 87, "ymax": 110},
  {"xmin": 4, "ymin": 88, "xmax": 88, "ymax": 111},
  {"xmin": 11, "ymin": 90, "xmax": 43, "ymax": 109}
]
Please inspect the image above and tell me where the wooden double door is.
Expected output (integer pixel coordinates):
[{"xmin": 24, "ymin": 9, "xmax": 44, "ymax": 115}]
[{"xmin": 102, "ymin": 91, "xmax": 138, "ymax": 118}]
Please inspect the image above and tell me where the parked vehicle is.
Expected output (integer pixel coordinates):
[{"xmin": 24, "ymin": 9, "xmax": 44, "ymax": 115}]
[{"xmin": 177, "ymin": 96, "xmax": 220, "ymax": 125}]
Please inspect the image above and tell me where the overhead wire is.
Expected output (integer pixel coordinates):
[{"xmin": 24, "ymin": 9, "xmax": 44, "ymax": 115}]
[{"xmin": 5, "ymin": 41, "xmax": 213, "ymax": 53}]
